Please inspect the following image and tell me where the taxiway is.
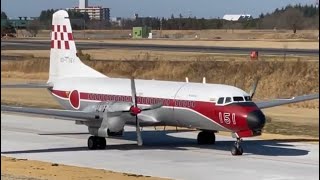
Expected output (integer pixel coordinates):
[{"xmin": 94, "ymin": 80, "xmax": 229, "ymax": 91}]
[{"xmin": 1, "ymin": 40, "xmax": 319, "ymax": 56}]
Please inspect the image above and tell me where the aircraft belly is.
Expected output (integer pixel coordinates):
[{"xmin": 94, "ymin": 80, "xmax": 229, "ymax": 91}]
[{"xmin": 152, "ymin": 107, "xmax": 176, "ymax": 126}]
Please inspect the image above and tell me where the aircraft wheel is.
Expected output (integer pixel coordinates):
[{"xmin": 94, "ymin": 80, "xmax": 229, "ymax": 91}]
[
  {"xmin": 197, "ymin": 131, "xmax": 216, "ymax": 145},
  {"xmin": 88, "ymin": 136, "xmax": 98, "ymax": 150},
  {"xmin": 231, "ymin": 142, "xmax": 243, "ymax": 156},
  {"xmin": 97, "ymin": 137, "xmax": 106, "ymax": 149}
]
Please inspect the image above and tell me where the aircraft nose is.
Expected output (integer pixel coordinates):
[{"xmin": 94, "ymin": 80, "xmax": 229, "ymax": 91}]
[{"xmin": 247, "ymin": 110, "xmax": 266, "ymax": 130}]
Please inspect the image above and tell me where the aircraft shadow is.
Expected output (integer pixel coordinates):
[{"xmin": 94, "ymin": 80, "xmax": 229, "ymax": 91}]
[{"xmin": 1, "ymin": 130, "xmax": 312, "ymax": 157}]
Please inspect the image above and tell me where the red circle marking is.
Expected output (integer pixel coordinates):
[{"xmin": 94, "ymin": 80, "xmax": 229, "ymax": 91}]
[{"xmin": 69, "ymin": 90, "xmax": 80, "ymax": 109}]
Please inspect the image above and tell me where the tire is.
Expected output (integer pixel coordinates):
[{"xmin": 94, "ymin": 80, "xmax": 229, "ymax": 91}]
[
  {"xmin": 197, "ymin": 131, "xmax": 206, "ymax": 144},
  {"xmin": 237, "ymin": 146, "xmax": 243, "ymax": 155},
  {"xmin": 88, "ymin": 136, "xmax": 97, "ymax": 150},
  {"xmin": 97, "ymin": 137, "xmax": 106, "ymax": 149},
  {"xmin": 207, "ymin": 131, "xmax": 216, "ymax": 144},
  {"xmin": 231, "ymin": 145, "xmax": 243, "ymax": 156}
]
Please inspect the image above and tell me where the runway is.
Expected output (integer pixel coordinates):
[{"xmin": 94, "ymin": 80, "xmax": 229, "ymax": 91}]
[
  {"xmin": 1, "ymin": 113, "xmax": 319, "ymax": 180},
  {"xmin": 2, "ymin": 40, "xmax": 319, "ymax": 56}
]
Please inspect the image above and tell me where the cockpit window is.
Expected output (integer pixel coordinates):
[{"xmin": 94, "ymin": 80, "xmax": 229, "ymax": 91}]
[
  {"xmin": 225, "ymin": 97, "xmax": 232, "ymax": 103},
  {"xmin": 233, "ymin": 96, "xmax": 244, "ymax": 102},
  {"xmin": 217, "ymin": 97, "xmax": 224, "ymax": 104},
  {"xmin": 245, "ymin": 96, "xmax": 252, "ymax": 101}
]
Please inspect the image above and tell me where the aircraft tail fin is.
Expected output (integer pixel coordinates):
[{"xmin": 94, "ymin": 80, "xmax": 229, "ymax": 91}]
[{"xmin": 48, "ymin": 10, "xmax": 106, "ymax": 83}]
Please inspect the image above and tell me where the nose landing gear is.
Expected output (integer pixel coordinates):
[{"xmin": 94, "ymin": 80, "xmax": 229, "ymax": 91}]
[{"xmin": 231, "ymin": 138, "xmax": 243, "ymax": 156}]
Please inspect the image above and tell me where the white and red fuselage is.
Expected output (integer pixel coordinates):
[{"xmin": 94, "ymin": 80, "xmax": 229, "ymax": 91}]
[{"xmin": 50, "ymin": 77, "xmax": 266, "ymax": 138}]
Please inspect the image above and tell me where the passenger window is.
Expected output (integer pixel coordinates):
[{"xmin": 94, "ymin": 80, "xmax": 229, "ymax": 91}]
[
  {"xmin": 225, "ymin": 97, "xmax": 232, "ymax": 103},
  {"xmin": 233, "ymin": 96, "xmax": 244, "ymax": 102},
  {"xmin": 217, "ymin": 97, "xmax": 224, "ymax": 104}
]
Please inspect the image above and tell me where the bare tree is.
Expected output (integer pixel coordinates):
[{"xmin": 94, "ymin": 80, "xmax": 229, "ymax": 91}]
[{"xmin": 26, "ymin": 20, "xmax": 40, "ymax": 37}]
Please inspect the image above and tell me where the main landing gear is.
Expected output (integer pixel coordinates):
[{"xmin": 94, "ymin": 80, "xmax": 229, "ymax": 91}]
[
  {"xmin": 231, "ymin": 138, "xmax": 243, "ymax": 156},
  {"xmin": 197, "ymin": 130, "xmax": 216, "ymax": 145},
  {"xmin": 87, "ymin": 136, "xmax": 106, "ymax": 150},
  {"xmin": 197, "ymin": 131, "xmax": 244, "ymax": 156}
]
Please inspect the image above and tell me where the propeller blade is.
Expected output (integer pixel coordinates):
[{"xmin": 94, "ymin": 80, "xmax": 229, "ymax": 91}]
[
  {"xmin": 140, "ymin": 103, "xmax": 163, "ymax": 111},
  {"xmin": 135, "ymin": 116, "xmax": 143, "ymax": 146},
  {"xmin": 131, "ymin": 77, "xmax": 143, "ymax": 146},
  {"xmin": 249, "ymin": 78, "xmax": 260, "ymax": 99},
  {"xmin": 130, "ymin": 78, "xmax": 137, "ymax": 107}
]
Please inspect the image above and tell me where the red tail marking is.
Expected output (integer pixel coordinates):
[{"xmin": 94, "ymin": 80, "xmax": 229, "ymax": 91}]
[
  {"xmin": 51, "ymin": 40, "xmax": 54, "ymax": 48},
  {"xmin": 63, "ymin": 25, "xmax": 67, "ymax": 32},
  {"xmin": 68, "ymin": 33, "xmax": 73, "ymax": 40},
  {"xmin": 65, "ymin": 41, "xmax": 70, "ymax": 49},
  {"xmin": 60, "ymin": 33, "xmax": 64, "ymax": 40},
  {"xmin": 52, "ymin": 25, "xmax": 55, "ymax": 31},
  {"xmin": 57, "ymin": 40, "xmax": 61, "ymax": 49},
  {"xmin": 57, "ymin": 25, "xmax": 60, "ymax": 32},
  {"xmin": 54, "ymin": 32, "xmax": 57, "ymax": 40}
]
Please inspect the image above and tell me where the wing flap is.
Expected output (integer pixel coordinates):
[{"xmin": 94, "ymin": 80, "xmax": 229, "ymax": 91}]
[
  {"xmin": 1, "ymin": 105, "xmax": 102, "ymax": 121},
  {"xmin": 256, "ymin": 94, "xmax": 319, "ymax": 109}
]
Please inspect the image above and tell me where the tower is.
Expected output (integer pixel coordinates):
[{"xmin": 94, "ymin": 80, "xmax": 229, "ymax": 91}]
[{"xmin": 79, "ymin": 0, "xmax": 88, "ymax": 9}]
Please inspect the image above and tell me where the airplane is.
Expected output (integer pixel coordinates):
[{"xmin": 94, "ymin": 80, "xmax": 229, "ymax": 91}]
[{"xmin": 1, "ymin": 10, "xmax": 319, "ymax": 156}]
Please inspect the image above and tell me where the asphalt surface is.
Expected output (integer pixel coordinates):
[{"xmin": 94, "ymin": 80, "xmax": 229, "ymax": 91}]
[
  {"xmin": 1, "ymin": 113, "xmax": 319, "ymax": 180},
  {"xmin": 1, "ymin": 40, "xmax": 319, "ymax": 56}
]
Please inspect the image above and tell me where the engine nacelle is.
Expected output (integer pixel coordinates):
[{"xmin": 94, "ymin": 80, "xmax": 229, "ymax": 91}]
[
  {"xmin": 105, "ymin": 116, "xmax": 126, "ymax": 132},
  {"xmin": 86, "ymin": 101, "xmax": 132, "ymax": 137}
]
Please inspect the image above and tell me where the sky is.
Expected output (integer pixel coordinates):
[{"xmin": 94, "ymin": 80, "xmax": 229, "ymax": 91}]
[{"xmin": 1, "ymin": 0, "xmax": 316, "ymax": 19}]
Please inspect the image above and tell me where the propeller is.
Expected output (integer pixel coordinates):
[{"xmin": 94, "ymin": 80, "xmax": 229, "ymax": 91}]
[
  {"xmin": 249, "ymin": 78, "xmax": 260, "ymax": 99},
  {"xmin": 129, "ymin": 77, "xmax": 162, "ymax": 146}
]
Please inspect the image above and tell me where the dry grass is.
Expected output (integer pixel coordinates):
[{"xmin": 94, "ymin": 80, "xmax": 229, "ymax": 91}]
[
  {"xmin": 1, "ymin": 156, "xmax": 168, "ymax": 180},
  {"xmin": 2, "ymin": 49, "xmax": 318, "ymax": 62},
  {"xmin": 35, "ymin": 29, "xmax": 319, "ymax": 41}
]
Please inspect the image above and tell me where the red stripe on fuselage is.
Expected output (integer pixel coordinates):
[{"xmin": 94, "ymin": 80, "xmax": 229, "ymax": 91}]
[{"xmin": 51, "ymin": 90, "xmax": 257, "ymax": 132}]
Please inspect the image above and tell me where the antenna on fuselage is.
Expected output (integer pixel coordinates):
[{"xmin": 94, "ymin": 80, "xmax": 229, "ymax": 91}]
[
  {"xmin": 202, "ymin": 77, "xmax": 206, "ymax": 84},
  {"xmin": 185, "ymin": 77, "xmax": 189, "ymax": 83}
]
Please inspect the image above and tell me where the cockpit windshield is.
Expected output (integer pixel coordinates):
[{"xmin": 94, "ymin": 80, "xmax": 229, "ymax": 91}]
[
  {"xmin": 216, "ymin": 96, "xmax": 251, "ymax": 105},
  {"xmin": 217, "ymin": 97, "xmax": 224, "ymax": 104},
  {"xmin": 225, "ymin": 97, "xmax": 232, "ymax": 103},
  {"xmin": 233, "ymin": 96, "xmax": 244, "ymax": 102}
]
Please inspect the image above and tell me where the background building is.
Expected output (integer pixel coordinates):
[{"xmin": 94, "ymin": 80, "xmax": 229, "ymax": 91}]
[
  {"xmin": 222, "ymin": 14, "xmax": 252, "ymax": 21},
  {"xmin": 79, "ymin": 0, "xmax": 88, "ymax": 9},
  {"xmin": 69, "ymin": 0, "xmax": 110, "ymax": 21}
]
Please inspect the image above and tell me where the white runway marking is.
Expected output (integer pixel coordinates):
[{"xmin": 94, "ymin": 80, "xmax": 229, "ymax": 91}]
[{"xmin": 1, "ymin": 113, "xmax": 319, "ymax": 180}]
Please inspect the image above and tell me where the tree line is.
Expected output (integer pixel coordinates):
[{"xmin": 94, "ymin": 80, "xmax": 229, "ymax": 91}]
[
  {"xmin": 1, "ymin": 4, "xmax": 319, "ymax": 34},
  {"xmin": 120, "ymin": 4, "xmax": 319, "ymax": 30}
]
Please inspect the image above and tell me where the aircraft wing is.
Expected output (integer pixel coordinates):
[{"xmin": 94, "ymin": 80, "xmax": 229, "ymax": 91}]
[
  {"xmin": 255, "ymin": 93, "xmax": 319, "ymax": 109},
  {"xmin": 1, "ymin": 105, "xmax": 102, "ymax": 121}
]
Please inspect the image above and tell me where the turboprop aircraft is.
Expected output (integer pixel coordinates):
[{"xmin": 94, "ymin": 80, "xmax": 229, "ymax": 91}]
[{"xmin": 1, "ymin": 10, "xmax": 319, "ymax": 156}]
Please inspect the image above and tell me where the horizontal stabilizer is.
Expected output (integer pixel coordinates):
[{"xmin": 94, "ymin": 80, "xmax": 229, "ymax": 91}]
[
  {"xmin": 1, "ymin": 105, "xmax": 101, "ymax": 121},
  {"xmin": 1, "ymin": 83, "xmax": 53, "ymax": 89}
]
